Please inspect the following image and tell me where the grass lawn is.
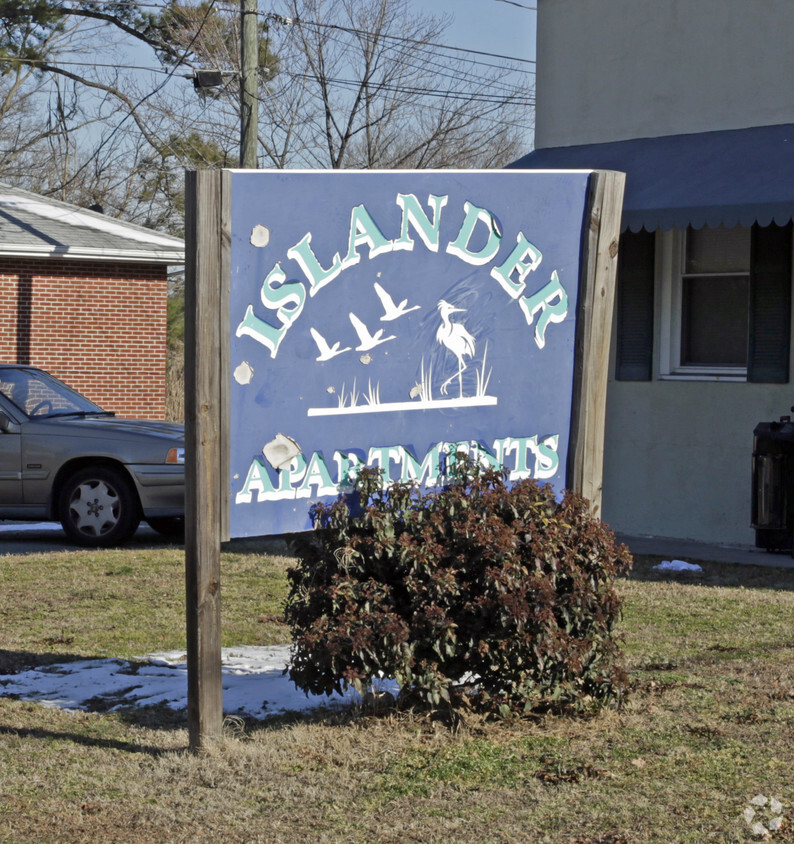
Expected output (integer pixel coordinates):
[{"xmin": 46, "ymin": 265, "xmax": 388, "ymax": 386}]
[{"xmin": 0, "ymin": 541, "xmax": 792, "ymax": 843}]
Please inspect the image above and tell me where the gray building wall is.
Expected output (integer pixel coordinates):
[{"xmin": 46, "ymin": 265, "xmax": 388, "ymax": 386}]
[
  {"xmin": 535, "ymin": 0, "xmax": 794, "ymax": 149},
  {"xmin": 602, "ymin": 375, "xmax": 794, "ymax": 547},
  {"xmin": 533, "ymin": 0, "xmax": 794, "ymax": 545},
  {"xmin": 600, "ymin": 230, "xmax": 794, "ymax": 547}
]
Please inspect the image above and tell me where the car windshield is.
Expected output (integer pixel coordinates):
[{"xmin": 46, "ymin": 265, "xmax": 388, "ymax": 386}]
[{"xmin": 0, "ymin": 367, "xmax": 107, "ymax": 419}]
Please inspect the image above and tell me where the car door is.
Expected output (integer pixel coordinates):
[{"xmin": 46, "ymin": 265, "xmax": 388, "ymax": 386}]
[{"xmin": 0, "ymin": 398, "xmax": 22, "ymax": 507}]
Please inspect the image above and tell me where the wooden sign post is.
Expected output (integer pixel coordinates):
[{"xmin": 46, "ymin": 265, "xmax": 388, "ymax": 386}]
[
  {"xmin": 184, "ymin": 169, "xmax": 230, "ymax": 750},
  {"xmin": 569, "ymin": 170, "xmax": 626, "ymax": 515}
]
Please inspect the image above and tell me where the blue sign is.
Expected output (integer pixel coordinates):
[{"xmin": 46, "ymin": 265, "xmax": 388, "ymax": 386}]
[{"xmin": 228, "ymin": 170, "xmax": 592, "ymax": 537}]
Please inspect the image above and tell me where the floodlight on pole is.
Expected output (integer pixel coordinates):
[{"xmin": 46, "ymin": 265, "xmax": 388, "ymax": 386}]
[{"xmin": 192, "ymin": 69, "xmax": 226, "ymax": 90}]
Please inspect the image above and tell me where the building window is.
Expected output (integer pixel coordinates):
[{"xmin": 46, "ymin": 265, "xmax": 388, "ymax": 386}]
[
  {"xmin": 680, "ymin": 225, "xmax": 750, "ymax": 369},
  {"xmin": 616, "ymin": 223, "xmax": 791, "ymax": 384},
  {"xmin": 660, "ymin": 225, "xmax": 752, "ymax": 380}
]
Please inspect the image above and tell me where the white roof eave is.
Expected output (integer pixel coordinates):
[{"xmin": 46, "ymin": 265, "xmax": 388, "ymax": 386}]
[{"xmin": 0, "ymin": 244, "xmax": 185, "ymax": 264}]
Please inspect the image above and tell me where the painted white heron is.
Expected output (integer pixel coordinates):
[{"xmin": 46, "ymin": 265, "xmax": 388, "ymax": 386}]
[
  {"xmin": 348, "ymin": 312, "xmax": 396, "ymax": 351},
  {"xmin": 373, "ymin": 281, "xmax": 421, "ymax": 321},
  {"xmin": 436, "ymin": 300, "xmax": 475, "ymax": 397}
]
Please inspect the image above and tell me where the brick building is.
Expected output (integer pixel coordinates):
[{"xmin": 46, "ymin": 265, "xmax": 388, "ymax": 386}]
[{"xmin": 0, "ymin": 183, "xmax": 184, "ymax": 420}]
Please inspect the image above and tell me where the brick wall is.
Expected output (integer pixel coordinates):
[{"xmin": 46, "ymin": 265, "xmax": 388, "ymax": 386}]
[{"xmin": 0, "ymin": 257, "xmax": 168, "ymax": 420}]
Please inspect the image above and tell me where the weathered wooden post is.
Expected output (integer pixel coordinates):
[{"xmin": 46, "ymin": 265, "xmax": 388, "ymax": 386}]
[
  {"xmin": 184, "ymin": 169, "xmax": 230, "ymax": 750},
  {"xmin": 568, "ymin": 170, "xmax": 626, "ymax": 514}
]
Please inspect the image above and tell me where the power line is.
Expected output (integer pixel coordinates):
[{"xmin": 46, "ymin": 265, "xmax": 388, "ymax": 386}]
[
  {"xmin": 216, "ymin": 10, "xmax": 536, "ymax": 145},
  {"xmin": 245, "ymin": 66, "xmax": 533, "ymax": 138},
  {"xmin": 240, "ymin": 11, "xmax": 535, "ymax": 148},
  {"xmin": 283, "ymin": 14, "xmax": 536, "ymax": 67},
  {"xmin": 7, "ymin": 1, "xmax": 534, "ymax": 175},
  {"xmin": 309, "ymin": 24, "xmax": 533, "ymax": 103},
  {"xmin": 267, "ymin": 25, "xmax": 534, "ymax": 111},
  {"xmin": 267, "ymin": 13, "xmax": 534, "ymax": 112},
  {"xmin": 15, "ymin": 2, "xmax": 536, "ymax": 65},
  {"xmin": 289, "ymin": 73, "xmax": 534, "ymax": 106},
  {"xmin": 197, "ymin": 3, "xmax": 536, "ymax": 69},
  {"xmin": 491, "ymin": 0, "xmax": 536, "ymax": 10},
  {"xmin": 14, "ymin": 3, "xmax": 535, "ymax": 78},
  {"xmin": 24, "ymin": 1, "xmax": 166, "ymax": 8},
  {"xmin": 248, "ymin": 72, "xmax": 534, "ymax": 131},
  {"xmin": 2, "ymin": 12, "xmax": 533, "ymax": 105},
  {"xmin": 0, "ymin": 56, "xmax": 175, "ymax": 74},
  {"xmin": 313, "ymin": 22, "xmax": 535, "ymax": 86}
]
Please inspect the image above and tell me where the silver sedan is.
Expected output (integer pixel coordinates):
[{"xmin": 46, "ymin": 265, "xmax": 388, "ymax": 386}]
[{"xmin": 0, "ymin": 365, "xmax": 184, "ymax": 547}]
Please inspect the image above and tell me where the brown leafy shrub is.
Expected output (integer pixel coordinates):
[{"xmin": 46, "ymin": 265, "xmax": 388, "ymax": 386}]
[{"xmin": 284, "ymin": 459, "xmax": 632, "ymax": 716}]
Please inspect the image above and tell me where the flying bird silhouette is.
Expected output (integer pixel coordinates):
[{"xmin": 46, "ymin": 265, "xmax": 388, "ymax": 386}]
[
  {"xmin": 436, "ymin": 300, "xmax": 476, "ymax": 397},
  {"xmin": 348, "ymin": 312, "xmax": 396, "ymax": 351},
  {"xmin": 309, "ymin": 327, "xmax": 351, "ymax": 361},
  {"xmin": 373, "ymin": 282, "xmax": 421, "ymax": 321}
]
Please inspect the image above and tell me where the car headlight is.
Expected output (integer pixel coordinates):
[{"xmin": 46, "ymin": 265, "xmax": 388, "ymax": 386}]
[{"xmin": 166, "ymin": 447, "xmax": 185, "ymax": 464}]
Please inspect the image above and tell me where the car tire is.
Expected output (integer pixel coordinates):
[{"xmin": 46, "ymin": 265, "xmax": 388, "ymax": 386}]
[
  {"xmin": 58, "ymin": 466, "xmax": 140, "ymax": 547},
  {"xmin": 146, "ymin": 516, "xmax": 185, "ymax": 540}
]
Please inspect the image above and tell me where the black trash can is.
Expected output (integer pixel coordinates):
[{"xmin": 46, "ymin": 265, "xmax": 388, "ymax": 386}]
[{"xmin": 751, "ymin": 412, "xmax": 794, "ymax": 551}]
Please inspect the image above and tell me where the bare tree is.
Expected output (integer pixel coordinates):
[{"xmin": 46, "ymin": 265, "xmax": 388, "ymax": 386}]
[
  {"xmin": 277, "ymin": 0, "xmax": 531, "ymax": 169},
  {"xmin": 0, "ymin": 0, "xmax": 227, "ymax": 227},
  {"xmin": 0, "ymin": 11, "xmax": 104, "ymax": 184},
  {"xmin": 158, "ymin": 0, "xmax": 533, "ymax": 170},
  {"xmin": 0, "ymin": 0, "xmax": 533, "ymax": 230}
]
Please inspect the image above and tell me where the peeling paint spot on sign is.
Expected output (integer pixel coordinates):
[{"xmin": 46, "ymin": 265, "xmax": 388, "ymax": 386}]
[
  {"xmin": 234, "ymin": 361, "xmax": 254, "ymax": 385},
  {"xmin": 250, "ymin": 225, "xmax": 270, "ymax": 248},
  {"xmin": 263, "ymin": 433, "xmax": 301, "ymax": 470},
  {"xmin": 359, "ymin": 354, "xmax": 373, "ymax": 365}
]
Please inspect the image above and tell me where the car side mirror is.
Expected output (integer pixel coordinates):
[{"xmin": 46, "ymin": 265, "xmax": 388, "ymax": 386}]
[{"xmin": 0, "ymin": 411, "xmax": 11, "ymax": 432}]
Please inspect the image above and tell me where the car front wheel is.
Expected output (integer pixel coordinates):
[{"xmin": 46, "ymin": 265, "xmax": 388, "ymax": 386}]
[{"xmin": 58, "ymin": 466, "xmax": 140, "ymax": 547}]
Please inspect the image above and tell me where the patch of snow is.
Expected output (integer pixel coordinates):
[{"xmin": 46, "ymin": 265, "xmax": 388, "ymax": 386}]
[
  {"xmin": 653, "ymin": 559, "xmax": 703, "ymax": 572},
  {"xmin": 0, "ymin": 521, "xmax": 63, "ymax": 532},
  {"xmin": 0, "ymin": 646, "xmax": 400, "ymax": 719}
]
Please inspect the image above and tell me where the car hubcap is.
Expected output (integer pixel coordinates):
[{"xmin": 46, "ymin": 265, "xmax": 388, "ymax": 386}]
[{"xmin": 69, "ymin": 480, "xmax": 120, "ymax": 537}]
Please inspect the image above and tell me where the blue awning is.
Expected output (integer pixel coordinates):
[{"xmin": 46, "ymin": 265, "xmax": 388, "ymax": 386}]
[{"xmin": 508, "ymin": 124, "xmax": 794, "ymax": 232}]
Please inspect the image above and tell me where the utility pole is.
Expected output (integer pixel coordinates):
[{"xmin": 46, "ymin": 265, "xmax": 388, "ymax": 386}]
[{"xmin": 240, "ymin": 0, "xmax": 258, "ymax": 168}]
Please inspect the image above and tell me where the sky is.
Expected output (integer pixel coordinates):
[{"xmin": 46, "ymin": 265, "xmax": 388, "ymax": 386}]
[
  {"xmin": 57, "ymin": 0, "xmax": 538, "ymax": 165},
  {"xmin": 414, "ymin": 0, "xmax": 536, "ymax": 63},
  {"xmin": 115, "ymin": 0, "xmax": 537, "ymax": 90},
  {"xmin": 411, "ymin": 0, "xmax": 537, "ymax": 150}
]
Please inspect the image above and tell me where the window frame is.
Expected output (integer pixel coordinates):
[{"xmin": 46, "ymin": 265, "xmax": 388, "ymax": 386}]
[{"xmin": 658, "ymin": 227, "xmax": 750, "ymax": 382}]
